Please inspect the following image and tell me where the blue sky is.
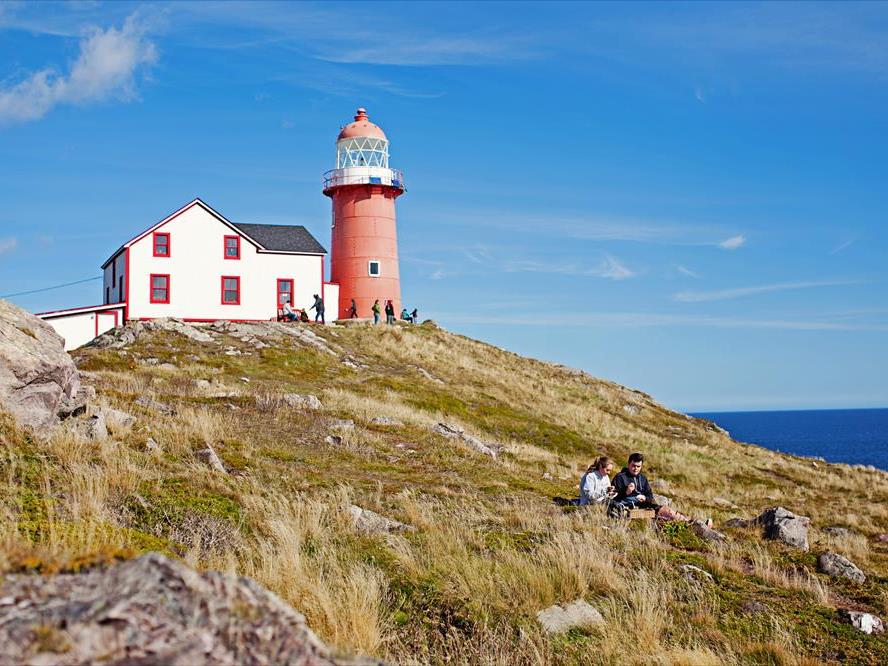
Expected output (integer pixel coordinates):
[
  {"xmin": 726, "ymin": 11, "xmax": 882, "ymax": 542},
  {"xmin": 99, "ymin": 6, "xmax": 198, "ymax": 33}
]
[{"xmin": 1, "ymin": 1, "xmax": 887, "ymax": 412}]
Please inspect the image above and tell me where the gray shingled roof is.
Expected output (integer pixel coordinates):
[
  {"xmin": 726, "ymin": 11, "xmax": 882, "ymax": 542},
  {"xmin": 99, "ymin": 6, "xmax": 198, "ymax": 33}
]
[{"xmin": 232, "ymin": 223, "xmax": 327, "ymax": 255}]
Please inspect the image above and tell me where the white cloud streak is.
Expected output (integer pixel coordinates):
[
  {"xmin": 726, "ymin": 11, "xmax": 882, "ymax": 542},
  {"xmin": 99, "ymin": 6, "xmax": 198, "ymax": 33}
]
[
  {"xmin": 673, "ymin": 280, "xmax": 861, "ymax": 303},
  {"xmin": 0, "ymin": 13, "xmax": 157, "ymax": 125},
  {"xmin": 830, "ymin": 238, "xmax": 856, "ymax": 255},
  {"xmin": 436, "ymin": 311, "xmax": 888, "ymax": 332},
  {"xmin": 676, "ymin": 265, "xmax": 700, "ymax": 278},
  {"xmin": 719, "ymin": 235, "xmax": 746, "ymax": 250},
  {"xmin": 0, "ymin": 237, "xmax": 17, "ymax": 255}
]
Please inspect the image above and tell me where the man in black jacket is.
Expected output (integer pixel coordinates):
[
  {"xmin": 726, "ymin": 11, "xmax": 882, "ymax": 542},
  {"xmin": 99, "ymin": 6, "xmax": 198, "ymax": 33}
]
[{"xmin": 610, "ymin": 452, "xmax": 659, "ymax": 515}]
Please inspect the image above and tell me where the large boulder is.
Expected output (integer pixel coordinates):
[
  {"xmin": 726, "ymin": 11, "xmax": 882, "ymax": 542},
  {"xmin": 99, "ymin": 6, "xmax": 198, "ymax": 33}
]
[
  {"xmin": 818, "ymin": 552, "xmax": 866, "ymax": 584},
  {"xmin": 756, "ymin": 507, "xmax": 811, "ymax": 551},
  {"xmin": 0, "ymin": 552, "xmax": 368, "ymax": 665},
  {"xmin": 0, "ymin": 299, "xmax": 82, "ymax": 429}
]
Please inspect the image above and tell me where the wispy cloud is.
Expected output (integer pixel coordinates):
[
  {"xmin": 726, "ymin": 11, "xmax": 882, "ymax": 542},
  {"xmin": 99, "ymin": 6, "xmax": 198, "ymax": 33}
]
[
  {"xmin": 719, "ymin": 235, "xmax": 746, "ymax": 250},
  {"xmin": 0, "ymin": 12, "xmax": 157, "ymax": 125},
  {"xmin": 437, "ymin": 311, "xmax": 888, "ymax": 332},
  {"xmin": 673, "ymin": 280, "xmax": 861, "ymax": 303},
  {"xmin": 830, "ymin": 238, "xmax": 856, "ymax": 255},
  {"xmin": 316, "ymin": 36, "xmax": 536, "ymax": 66},
  {"xmin": 501, "ymin": 254, "xmax": 636, "ymax": 280},
  {"xmin": 676, "ymin": 265, "xmax": 700, "ymax": 279},
  {"xmin": 0, "ymin": 237, "xmax": 17, "ymax": 255}
]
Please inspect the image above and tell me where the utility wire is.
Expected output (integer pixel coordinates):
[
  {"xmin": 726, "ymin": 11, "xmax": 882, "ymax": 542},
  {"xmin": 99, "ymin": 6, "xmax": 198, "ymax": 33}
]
[{"xmin": 1, "ymin": 276, "xmax": 102, "ymax": 299}]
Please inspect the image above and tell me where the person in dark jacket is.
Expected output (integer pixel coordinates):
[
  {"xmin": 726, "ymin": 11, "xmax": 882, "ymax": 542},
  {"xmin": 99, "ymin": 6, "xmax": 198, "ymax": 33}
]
[
  {"xmin": 348, "ymin": 298, "xmax": 358, "ymax": 319},
  {"xmin": 611, "ymin": 452, "xmax": 656, "ymax": 513},
  {"xmin": 310, "ymin": 294, "xmax": 325, "ymax": 324},
  {"xmin": 610, "ymin": 452, "xmax": 713, "ymax": 526},
  {"xmin": 384, "ymin": 300, "xmax": 395, "ymax": 325}
]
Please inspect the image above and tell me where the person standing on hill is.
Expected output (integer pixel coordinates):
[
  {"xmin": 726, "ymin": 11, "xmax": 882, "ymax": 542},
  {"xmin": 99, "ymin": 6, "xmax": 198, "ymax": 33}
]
[
  {"xmin": 410, "ymin": 308, "xmax": 418, "ymax": 324},
  {"xmin": 348, "ymin": 298, "xmax": 358, "ymax": 319},
  {"xmin": 310, "ymin": 294, "xmax": 325, "ymax": 324},
  {"xmin": 385, "ymin": 300, "xmax": 395, "ymax": 325},
  {"xmin": 372, "ymin": 299, "xmax": 381, "ymax": 325}
]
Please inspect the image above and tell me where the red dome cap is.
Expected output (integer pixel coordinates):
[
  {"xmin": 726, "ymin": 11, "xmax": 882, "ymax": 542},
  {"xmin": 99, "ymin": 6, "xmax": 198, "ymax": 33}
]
[{"xmin": 337, "ymin": 107, "xmax": 387, "ymax": 141}]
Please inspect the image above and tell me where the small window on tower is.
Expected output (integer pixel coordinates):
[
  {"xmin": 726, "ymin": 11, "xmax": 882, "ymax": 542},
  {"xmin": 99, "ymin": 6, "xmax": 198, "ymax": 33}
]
[
  {"xmin": 368, "ymin": 261, "xmax": 380, "ymax": 277},
  {"xmin": 224, "ymin": 235, "xmax": 241, "ymax": 260},
  {"xmin": 153, "ymin": 233, "xmax": 170, "ymax": 257}
]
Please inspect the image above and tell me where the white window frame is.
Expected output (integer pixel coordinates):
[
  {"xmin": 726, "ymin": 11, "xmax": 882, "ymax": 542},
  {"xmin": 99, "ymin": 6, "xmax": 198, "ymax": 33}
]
[{"xmin": 368, "ymin": 260, "xmax": 381, "ymax": 277}]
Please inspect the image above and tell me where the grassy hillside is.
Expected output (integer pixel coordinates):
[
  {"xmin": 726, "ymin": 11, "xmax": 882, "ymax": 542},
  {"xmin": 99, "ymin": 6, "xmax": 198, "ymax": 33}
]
[{"xmin": 1, "ymin": 319, "xmax": 886, "ymax": 664}]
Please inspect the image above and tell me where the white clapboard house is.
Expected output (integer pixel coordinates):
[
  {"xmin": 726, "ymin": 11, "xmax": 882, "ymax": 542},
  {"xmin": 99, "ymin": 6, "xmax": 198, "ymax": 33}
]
[{"xmin": 38, "ymin": 198, "xmax": 338, "ymax": 350}]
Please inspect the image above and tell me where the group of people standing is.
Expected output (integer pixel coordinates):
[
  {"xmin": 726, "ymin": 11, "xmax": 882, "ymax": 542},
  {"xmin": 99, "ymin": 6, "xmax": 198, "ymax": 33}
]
[
  {"xmin": 579, "ymin": 452, "xmax": 712, "ymax": 526},
  {"xmin": 354, "ymin": 299, "xmax": 418, "ymax": 325},
  {"xmin": 281, "ymin": 295, "xmax": 419, "ymax": 326}
]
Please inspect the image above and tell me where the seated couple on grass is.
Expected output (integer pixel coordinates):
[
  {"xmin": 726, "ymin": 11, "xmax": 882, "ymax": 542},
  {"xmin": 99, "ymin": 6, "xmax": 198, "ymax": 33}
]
[{"xmin": 582, "ymin": 452, "xmax": 711, "ymax": 526}]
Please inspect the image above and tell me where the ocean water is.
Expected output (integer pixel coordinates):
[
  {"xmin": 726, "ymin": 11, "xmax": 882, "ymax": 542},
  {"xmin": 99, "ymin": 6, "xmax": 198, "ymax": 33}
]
[{"xmin": 691, "ymin": 408, "xmax": 888, "ymax": 471}]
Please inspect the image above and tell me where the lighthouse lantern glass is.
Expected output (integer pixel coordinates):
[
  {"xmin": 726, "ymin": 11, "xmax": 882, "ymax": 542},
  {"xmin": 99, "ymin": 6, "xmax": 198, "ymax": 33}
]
[{"xmin": 337, "ymin": 137, "xmax": 389, "ymax": 169}]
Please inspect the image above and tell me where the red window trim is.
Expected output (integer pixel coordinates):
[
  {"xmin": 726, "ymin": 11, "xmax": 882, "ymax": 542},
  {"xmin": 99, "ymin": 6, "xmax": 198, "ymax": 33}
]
[
  {"xmin": 276, "ymin": 278, "xmax": 294, "ymax": 308},
  {"xmin": 153, "ymin": 232, "xmax": 170, "ymax": 257},
  {"xmin": 223, "ymin": 235, "xmax": 241, "ymax": 260},
  {"xmin": 221, "ymin": 275, "xmax": 240, "ymax": 305},
  {"xmin": 150, "ymin": 273, "xmax": 170, "ymax": 304}
]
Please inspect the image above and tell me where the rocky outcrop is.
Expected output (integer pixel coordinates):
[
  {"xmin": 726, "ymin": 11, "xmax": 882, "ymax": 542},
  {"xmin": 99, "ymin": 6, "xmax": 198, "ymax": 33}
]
[
  {"xmin": 536, "ymin": 599, "xmax": 604, "ymax": 634},
  {"xmin": 0, "ymin": 299, "xmax": 82, "ymax": 429},
  {"xmin": 0, "ymin": 552, "xmax": 365, "ymax": 665},
  {"xmin": 680, "ymin": 564, "xmax": 714, "ymax": 583},
  {"xmin": 757, "ymin": 507, "xmax": 810, "ymax": 550},
  {"xmin": 195, "ymin": 445, "xmax": 227, "ymax": 473},
  {"xmin": 817, "ymin": 552, "xmax": 866, "ymax": 584}
]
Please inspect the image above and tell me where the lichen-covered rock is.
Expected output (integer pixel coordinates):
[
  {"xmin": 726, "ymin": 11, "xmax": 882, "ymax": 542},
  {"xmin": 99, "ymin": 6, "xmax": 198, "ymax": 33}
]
[
  {"xmin": 370, "ymin": 416, "xmax": 402, "ymax": 426},
  {"xmin": 690, "ymin": 521, "xmax": 726, "ymax": 543},
  {"xmin": 432, "ymin": 422, "xmax": 500, "ymax": 458},
  {"xmin": 0, "ymin": 552, "xmax": 368, "ymax": 665},
  {"xmin": 0, "ymin": 299, "xmax": 82, "ymax": 429},
  {"xmin": 818, "ymin": 552, "xmax": 866, "ymax": 584},
  {"xmin": 282, "ymin": 394, "xmax": 322, "ymax": 410},
  {"xmin": 839, "ymin": 609, "xmax": 884, "ymax": 635},
  {"xmin": 680, "ymin": 564, "xmax": 714, "ymax": 583},
  {"xmin": 536, "ymin": 599, "xmax": 604, "ymax": 634}
]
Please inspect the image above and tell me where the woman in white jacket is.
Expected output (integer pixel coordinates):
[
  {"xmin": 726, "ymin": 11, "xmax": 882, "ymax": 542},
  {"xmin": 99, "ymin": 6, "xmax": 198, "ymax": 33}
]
[{"xmin": 579, "ymin": 456, "xmax": 614, "ymax": 505}]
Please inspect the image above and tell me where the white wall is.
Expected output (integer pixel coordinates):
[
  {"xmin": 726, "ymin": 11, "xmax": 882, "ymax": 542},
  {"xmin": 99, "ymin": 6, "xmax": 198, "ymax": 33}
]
[
  {"xmin": 323, "ymin": 283, "xmax": 339, "ymax": 320},
  {"xmin": 127, "ymin": 204, "xmax": 325, "ymax": 321},
  {"xmin": 42, "ymin": 307, "xmax": 124, "ymax": 350}
]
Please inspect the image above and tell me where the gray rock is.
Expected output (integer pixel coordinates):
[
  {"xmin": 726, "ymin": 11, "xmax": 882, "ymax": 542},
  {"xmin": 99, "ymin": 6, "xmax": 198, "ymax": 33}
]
[
  {"xmin": 103, "ymin": 408, "xmax": 136, "ymax": 434},
  {"xmin": 145, "ymin": 437, "xmax": 161, "ymax": 454},
  {"xmin": 622, "ymin": 404, "xmax": 641, "ymax": 416},
  {"xmin": 690, "ymin": 521, "xmax": 727, "ymax": 543},
  {"xmin": 651, "ymin": 493, "xmax": 671, "ymax": 507},
  {"xmin": 348, "ymin": 505, "xmax": 413, "ymax": 535},
  {"xmin": 0, "ymin": 552, "xmax": 356, "ymax": 665},
  {"xmin": 711, "ymin": 497, "xmax": 735, "ymax": 508},
  {"xmin": 536, "ymin": 599, "xmax": 604, "ymax": 634},
  {"xmin": 134, "ymin": 395, "xmax": 175, "ymax": 415},
  {"xmin": 817, "ymin": 552, "xmax": 866, "ymax": 584},
  {"xmin": 195, "ymin": 446, "xmax": 226, "ymax": 473},
  {"xmin": 741, "ymin": 600, "xmax": 768, "ymax": 614},
  {"xmin": 414, "ymin": 366, "xmax": 443, "ymax": 384},
  {"xmin": 822, "ymin": 526, "xmax": 851, "ymax": 538},
  {"xmin": 0, "ymin": 299, "xmax": 82, "ymax": 429},
  {"xmin": 756, "ymin": 507, "xmax": 811, "ymax": 550},
  {"xmin": 370, "ymin": 416, "xmax": 403, "ymax": 426},
  {"xmin": 282, "ymin": 394, "xmax": 322, "ymax": 410},
  {"xmin": 74, "ymin": 413, "xmax": 108, "ymax": 440},
  {"xmin": 330, "ymin": 419, "xmax": 355, "ymax": 430},
  {"xmin": 324, "ymin": 435, "xmax": 343, "ymax": 446},
  {"xmin": 194, "ymin": 379, "xmax": 212, "ymax": 390},
  {"xmin": 724, "ymin": 517, "xmax": 753, "ymax": 529},
  {"xmin": 432, "ymin": 422, "xmax": 500, "ymax": 459},
  {"xmin": 57, "ymin": 385, "xmax": 96, "ymax": 420},
  {"xmin": 839, "ymin": 610, "xmax": 884, "ymax": 634},
  {"xmin": 680, "ymin": 564, "xmax": 714, "ymax": 583}
]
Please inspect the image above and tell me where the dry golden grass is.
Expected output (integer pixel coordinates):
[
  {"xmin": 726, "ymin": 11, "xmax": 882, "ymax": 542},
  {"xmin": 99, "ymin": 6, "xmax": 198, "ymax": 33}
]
[{"xmin": 0, "ymin": 322, "xmax": 885, "ymax": 664}]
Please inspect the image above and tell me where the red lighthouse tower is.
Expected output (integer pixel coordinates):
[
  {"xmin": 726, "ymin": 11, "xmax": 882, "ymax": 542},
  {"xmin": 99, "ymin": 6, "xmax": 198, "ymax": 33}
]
[{"xmin": 324, "ymin": 108, "xmax": 405, "ymax": 320}]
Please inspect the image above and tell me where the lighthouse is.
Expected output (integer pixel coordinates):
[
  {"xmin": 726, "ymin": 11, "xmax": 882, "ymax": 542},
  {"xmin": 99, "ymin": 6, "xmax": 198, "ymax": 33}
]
[{"xmin": 324, "ymin": 108, "xmax": 405, "ymax": 320}]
